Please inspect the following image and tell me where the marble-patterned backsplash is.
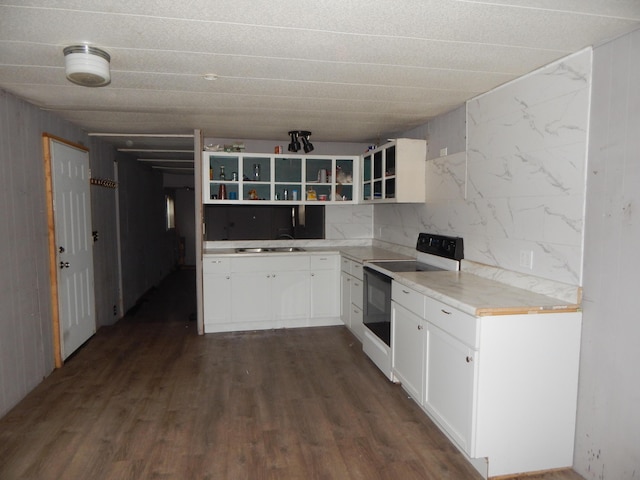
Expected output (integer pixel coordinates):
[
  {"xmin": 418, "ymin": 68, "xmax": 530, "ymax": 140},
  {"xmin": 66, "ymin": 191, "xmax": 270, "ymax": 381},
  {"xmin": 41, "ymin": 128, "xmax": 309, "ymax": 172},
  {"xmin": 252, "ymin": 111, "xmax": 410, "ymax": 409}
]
[{"xmin": 376, "ymin": 48, "xmax": 592, "ymax": 287}]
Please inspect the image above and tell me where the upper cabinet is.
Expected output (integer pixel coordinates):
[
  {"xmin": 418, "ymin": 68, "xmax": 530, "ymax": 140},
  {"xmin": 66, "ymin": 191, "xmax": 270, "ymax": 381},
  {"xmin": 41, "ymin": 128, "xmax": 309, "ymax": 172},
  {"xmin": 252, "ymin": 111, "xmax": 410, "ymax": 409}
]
[
  {"xmin": 202, "ymin": 138, "xmax": 426, "ymax": 205},
  {"xmin": 361, "ymin": 138, "xmax": 426, "ymax": 203},
  {"xmin": 203, "ymin": 152, "xmax": 357, "ymax": 204}
]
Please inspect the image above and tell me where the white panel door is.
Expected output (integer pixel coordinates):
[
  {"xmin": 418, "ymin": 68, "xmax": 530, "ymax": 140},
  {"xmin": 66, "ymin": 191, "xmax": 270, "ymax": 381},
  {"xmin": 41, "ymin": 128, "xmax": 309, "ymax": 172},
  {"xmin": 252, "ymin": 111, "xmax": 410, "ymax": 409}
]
[{"xmin": 51, "ymin": 139, "xmax": 96, "ymax": 360}]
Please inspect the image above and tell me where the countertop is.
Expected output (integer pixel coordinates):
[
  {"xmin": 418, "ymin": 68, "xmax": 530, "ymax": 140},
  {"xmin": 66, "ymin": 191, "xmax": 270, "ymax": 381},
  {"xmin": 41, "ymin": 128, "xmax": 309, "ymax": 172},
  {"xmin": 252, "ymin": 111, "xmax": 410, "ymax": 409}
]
[
  {"xmin": 392, "ymin": 270, "xmax": 580, "ymax": 317},
  {"xmin": 203, "ymin": 245, "xmax": 414, "ymax": 261},
  {"xmin": 202, "ymin": 244, "xmax": 580, "ymax": 317}
]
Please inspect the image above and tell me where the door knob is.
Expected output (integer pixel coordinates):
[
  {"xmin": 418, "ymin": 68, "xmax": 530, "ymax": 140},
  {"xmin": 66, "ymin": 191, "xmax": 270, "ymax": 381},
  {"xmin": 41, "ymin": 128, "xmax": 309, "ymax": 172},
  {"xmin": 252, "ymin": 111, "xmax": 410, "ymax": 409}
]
[{"xmin": 58, "ymin": 246, "xmax": 65, "ymax": 253}]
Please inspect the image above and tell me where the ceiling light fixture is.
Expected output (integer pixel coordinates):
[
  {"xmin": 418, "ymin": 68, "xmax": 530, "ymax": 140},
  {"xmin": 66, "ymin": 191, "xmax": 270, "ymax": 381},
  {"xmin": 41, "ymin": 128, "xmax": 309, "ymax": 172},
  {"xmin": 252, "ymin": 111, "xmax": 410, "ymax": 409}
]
[
  {"xmin": 63, "ymin": 45, "xmax": 111, "ymax": 87},
  {"xmin": 288, "ymin": 130, "xmax": 313, "ymax": 153}
]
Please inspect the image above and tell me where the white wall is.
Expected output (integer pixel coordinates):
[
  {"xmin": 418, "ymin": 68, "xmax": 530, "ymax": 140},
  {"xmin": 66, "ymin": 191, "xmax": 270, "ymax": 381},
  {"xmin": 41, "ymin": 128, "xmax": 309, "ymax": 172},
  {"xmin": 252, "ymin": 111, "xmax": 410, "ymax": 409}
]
[
  {"xmin": 574, "ymin": 28, "xmax": 640, "ymax": 479},
  {"xmin": 375, "ymin": 49, "xmax": 591, "ymax": 286}
]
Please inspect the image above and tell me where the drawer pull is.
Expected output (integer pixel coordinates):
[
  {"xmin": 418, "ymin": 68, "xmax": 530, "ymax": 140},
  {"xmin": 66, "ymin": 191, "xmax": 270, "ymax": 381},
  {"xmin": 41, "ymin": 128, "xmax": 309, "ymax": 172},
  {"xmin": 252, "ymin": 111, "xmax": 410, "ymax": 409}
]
[
  {"xmin": 402, "ymin": 289, "xmax": 410, "ymax": 294},
  {"xmin": 441, "ymin": 309, "xmax": 452, "ymax": 315}
]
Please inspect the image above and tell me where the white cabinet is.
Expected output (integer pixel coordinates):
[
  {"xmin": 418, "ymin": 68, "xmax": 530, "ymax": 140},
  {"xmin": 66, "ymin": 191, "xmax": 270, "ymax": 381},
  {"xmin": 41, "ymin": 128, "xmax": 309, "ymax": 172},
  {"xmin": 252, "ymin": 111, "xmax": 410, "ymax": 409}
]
[
  {"xmin": 361, "ymin": 138, "xmax": 426, "ymax": 203},
  {"xmin": 203, "ymin": 152, "xmax": 358, "ymax": 204},
  {"xmin": 392, "ymin": 288, "xmax": 582, "ymax": 478},
  {"xmin": 202, "ymin": 256, "xmax": 232, "ymax": 330},
  {"xmin": 203, "ymin": 253, "xmax": 341, "ymax": 333},
  {"xmin": 340, "ymin": 256, "xmax": 364, "ymax": 341},
  {"xmin": 392, "ymin": 282, "xmax": 428, "ymax": 402},
  {"xmin": 424, "ymin": 322, "xmax": 477, "ymax": 453},
  {"xmin": 230, "ymin": 255, "xmax": 309, "ymax": 325},
  {"xmin": 391, "ymin": 302, "xmax": 425, "ymax": 403},
  {"xmin": 310, "ymin": 254, "xmax": 340, "ymax": 319}
]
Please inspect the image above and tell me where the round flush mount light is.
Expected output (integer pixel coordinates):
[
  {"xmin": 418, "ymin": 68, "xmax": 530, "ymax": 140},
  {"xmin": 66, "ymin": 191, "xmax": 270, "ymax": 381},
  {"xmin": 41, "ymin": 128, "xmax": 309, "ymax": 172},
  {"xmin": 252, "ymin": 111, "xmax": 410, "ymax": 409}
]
[{"xmin": 63, "ymin": 45, "xmax": 111, "ymax": 87}]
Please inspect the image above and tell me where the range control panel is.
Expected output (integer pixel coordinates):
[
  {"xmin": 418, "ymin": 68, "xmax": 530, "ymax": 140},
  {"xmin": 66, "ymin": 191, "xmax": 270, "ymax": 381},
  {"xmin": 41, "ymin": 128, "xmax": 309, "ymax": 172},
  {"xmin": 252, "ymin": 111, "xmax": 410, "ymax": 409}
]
[{"xmin": 416, "ymin": 233, "xmax": 464, "ymax": 260}]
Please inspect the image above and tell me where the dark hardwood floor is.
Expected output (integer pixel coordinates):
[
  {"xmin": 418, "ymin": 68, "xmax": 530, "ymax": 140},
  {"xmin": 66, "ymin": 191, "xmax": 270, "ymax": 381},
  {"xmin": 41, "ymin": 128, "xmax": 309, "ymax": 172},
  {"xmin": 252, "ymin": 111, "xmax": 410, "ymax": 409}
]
[{"xmin": 0, "ymin": 269, "xmax": 584, "ymax": 479}]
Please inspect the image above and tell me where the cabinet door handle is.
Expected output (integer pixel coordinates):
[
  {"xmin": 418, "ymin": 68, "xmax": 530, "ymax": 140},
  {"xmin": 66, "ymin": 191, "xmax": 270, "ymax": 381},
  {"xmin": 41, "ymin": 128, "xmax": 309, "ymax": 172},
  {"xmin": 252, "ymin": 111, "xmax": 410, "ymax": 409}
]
[
  {"xmin": 354, "ymin": 282, "xmax": 360, "ymax": 287},
  {"xmin": 402, "ymin": 289, "xmax": 410, "ymax": 294},
  {"xmin": 267, "ymin": 274, "xmax": 271, "ymax": 278},
  {"xmin": 226, "ymin": 276, "xmax": 230, "ymax": 280},
  {"xmin": 417, "ymin": 324, "xmax": 423, "ymax": 330},
  {"xmin": 441, "ymin": 309, "xmax": 451, "ymax": 315},
  {"xmin": 466, "ymin": 356, "xmax": 473, "ymax": 363},
  {"xmin": 311, "ymin": 273, "xmax": 315, "ymax": 276}
]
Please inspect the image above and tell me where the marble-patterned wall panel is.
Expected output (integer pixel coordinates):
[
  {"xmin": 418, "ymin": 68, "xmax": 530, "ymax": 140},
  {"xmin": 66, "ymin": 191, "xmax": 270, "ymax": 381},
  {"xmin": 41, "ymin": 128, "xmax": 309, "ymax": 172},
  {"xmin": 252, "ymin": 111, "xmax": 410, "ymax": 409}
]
[
  {"xmin": 325, "ymin": 204, "xmax": 373, "ymax": 239},
  {"xmin": 467, "ymin": 49, "xmax": 591, "ymax": 124},
  {"xmin": 425, "ymin": 151, "xmax": 467, "ymax": 202},
  {"xmin": 376, "ymin": 48, "xmax": 591, "ymax": 286},
  {"xmin": 463, "ymin": 48, "xmax": 591, "ymax": 284},
  {"xmin": 468, "ymin": 88, "xmax": 589, "ymax": 166},
  {"xmin": 374, "ymin": 204, "xmax": 423, "ymax": 245}
]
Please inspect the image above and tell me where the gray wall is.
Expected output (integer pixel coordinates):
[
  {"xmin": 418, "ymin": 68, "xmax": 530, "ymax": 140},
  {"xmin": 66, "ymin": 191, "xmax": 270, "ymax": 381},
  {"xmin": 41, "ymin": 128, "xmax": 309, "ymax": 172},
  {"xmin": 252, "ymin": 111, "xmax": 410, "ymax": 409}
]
[
  {"xmin": 0, "ymin": 89, "xmax": 120, "ymax": 417},
  {"xmin": 0, "ymin": 88, "xmax": 177, "ymax": 418},
  {"xmin": 574, "ymin": 28, "xmax": 640, "ymax": 479}
]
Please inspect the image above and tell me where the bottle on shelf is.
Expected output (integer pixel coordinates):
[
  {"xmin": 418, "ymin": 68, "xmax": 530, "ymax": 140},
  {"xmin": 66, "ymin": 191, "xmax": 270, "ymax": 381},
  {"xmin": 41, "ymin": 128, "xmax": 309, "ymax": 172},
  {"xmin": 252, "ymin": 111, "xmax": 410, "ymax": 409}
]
[{"xmin": 219, "ymin": 165, "xmax": 226, "ymax": 180}]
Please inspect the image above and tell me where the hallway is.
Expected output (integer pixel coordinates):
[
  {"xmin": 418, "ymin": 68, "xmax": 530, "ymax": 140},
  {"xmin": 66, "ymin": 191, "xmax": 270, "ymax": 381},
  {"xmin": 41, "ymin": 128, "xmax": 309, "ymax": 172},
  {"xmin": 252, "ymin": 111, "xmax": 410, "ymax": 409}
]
[{"xmin": 0, "ymin": 269, "xmax": 583, "ymax": 479}]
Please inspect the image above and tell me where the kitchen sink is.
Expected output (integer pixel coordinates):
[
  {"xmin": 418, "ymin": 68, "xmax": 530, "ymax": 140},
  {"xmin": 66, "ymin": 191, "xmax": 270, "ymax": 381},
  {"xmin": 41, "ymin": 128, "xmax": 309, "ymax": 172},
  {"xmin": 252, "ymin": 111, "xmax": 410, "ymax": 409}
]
[{"xmin": 234, "ymin": 247, "xmax": 305, "ymax": 253}]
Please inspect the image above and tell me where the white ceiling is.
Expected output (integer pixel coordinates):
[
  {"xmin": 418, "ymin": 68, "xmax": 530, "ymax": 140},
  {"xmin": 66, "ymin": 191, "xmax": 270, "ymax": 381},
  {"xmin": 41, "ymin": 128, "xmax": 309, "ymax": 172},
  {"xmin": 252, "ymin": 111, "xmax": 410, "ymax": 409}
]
[{"xmin": 1, "ymin": 0, "xmax": 639, "ymax": 169}]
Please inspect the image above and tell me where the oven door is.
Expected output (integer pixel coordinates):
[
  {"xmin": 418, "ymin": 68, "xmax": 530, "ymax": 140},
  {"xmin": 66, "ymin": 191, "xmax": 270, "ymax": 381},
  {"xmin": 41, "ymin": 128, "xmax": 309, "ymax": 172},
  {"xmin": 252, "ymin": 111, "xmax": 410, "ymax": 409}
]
[{"xmin": 363, "ymin": 267, "xmax": 392, "ymax": 347}]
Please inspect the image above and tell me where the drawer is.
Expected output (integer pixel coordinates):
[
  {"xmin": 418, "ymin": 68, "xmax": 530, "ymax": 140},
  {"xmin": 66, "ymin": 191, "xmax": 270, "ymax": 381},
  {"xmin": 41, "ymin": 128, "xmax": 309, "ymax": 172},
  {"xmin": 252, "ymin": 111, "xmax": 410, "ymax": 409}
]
[
  {"xmin": 424, "ymin": 298, "xmax": 479, "ymax": 348},
  {"xmin": 392, "ymin": 281, "xmax": 425, "ymax": 317},
  {"xmin": 350, "ymin": 261, "xmax": 364, "ymax": 280},
  {"xmin": 341, "ymin": 256, "xmax": 352, "ymax": 273},
  {"xmin": 351, "ymin": 276, "xmax": 364, "ymax": 309},
  {"xmin": 310, "ymin": 254, "xmax": 339, "ymax": 270},
  {"xmin": 340, "ymin": 257, "xmax": 364, "ymax": 279},
  {"xmin": 203, "ymin": 256, "xmax": 231, "ymax": 274}
]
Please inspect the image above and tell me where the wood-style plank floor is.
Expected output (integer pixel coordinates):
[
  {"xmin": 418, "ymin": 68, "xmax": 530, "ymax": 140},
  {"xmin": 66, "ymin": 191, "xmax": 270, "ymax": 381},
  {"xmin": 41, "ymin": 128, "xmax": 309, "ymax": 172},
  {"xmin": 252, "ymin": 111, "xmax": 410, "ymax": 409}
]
[{"xmin": 0, "ymin": 269, "xmax": 584, "ymax": 480}]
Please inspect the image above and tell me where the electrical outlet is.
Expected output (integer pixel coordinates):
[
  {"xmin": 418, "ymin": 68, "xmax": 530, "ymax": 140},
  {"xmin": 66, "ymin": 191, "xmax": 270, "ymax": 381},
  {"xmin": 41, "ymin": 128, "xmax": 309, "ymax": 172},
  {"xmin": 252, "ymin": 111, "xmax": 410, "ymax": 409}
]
[
  {"xmin": 439, "ymin": 147, "xmax": 448, "ymax": 157},
  {"xmin": 519, "ymin": 250, "xmax": 533, "ymax": 269}
]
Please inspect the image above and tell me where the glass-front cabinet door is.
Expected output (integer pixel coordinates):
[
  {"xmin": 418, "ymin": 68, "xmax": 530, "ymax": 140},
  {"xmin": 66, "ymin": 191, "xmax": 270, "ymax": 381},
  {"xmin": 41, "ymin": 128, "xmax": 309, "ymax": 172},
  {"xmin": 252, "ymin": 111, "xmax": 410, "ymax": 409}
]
[{"xmin": 360, "ymin": 139, "xmax": 425, "ymax": 203}]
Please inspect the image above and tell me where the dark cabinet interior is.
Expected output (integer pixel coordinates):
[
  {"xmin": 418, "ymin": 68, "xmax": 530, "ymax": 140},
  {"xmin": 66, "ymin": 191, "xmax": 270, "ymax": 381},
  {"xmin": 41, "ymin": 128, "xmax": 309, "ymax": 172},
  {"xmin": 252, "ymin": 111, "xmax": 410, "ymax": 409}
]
[{"xmin": 204, "ymin": 205, "xmax": 325, "ymax": 240}]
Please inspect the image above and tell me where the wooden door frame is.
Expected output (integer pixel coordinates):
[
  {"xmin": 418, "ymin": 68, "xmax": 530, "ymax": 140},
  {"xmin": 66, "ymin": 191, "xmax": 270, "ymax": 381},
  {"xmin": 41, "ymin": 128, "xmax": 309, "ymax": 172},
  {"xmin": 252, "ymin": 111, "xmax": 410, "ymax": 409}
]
[{"xmin": 42, "ymin": 133, "xmax": 90, "ymax": 368}]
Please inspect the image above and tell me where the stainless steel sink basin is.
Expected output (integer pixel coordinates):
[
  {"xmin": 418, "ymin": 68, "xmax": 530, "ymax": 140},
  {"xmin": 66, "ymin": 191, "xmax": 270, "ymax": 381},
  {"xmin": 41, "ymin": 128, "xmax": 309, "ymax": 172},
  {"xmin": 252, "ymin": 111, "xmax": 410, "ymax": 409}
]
[{"xmin": 234, "ymin": 247, "xmax": 305, "ymax": 253}]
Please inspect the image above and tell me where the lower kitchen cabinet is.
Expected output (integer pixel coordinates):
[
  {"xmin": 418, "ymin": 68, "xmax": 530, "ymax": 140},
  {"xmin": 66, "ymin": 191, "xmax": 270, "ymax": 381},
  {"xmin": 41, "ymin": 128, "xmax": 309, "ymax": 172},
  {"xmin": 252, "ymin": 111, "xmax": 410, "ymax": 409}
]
[
  {"xmin": 340, "ymin": 256, "xmax": 364, "ymax": 341},
  {"xmin": 423, "ymin": 322, "xmax": 477, "ymax": 454},
  {"xmin": 392, "ymin": 280, "xmax": 583, "ymax": 478},
  {"xmin": 203, "ymin": 253, "xmax": 341, "ymax": 333},
  {"xmin": 310, "ymin": 254, "xmax": 340, "ymax": 319},
  {"xmin": 203, "ymin": 257, "xmax": 232, "ymax": 330},
  {"xmin": 391, "ymin": 302, "xmax": 425, "ymax": 403}
]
